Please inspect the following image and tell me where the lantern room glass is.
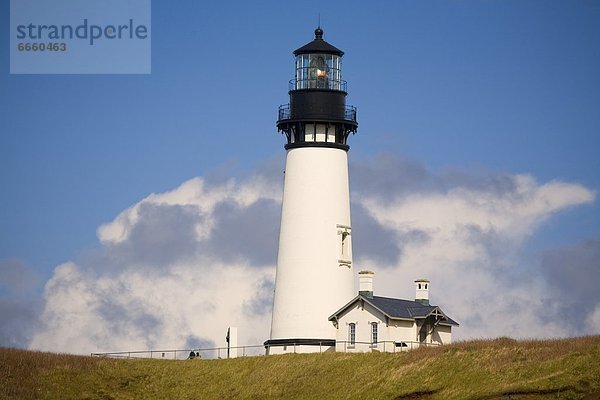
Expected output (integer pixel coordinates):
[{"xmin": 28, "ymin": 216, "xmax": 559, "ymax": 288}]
[{"xmin": 295, "ymin": 54, "xmax": 342, "ymax": 91}]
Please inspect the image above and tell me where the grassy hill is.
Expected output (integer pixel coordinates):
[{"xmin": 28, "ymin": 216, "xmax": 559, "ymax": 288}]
[{"xmin": 2, "ymin": 336, "xmax": 600, "ymax": 399}]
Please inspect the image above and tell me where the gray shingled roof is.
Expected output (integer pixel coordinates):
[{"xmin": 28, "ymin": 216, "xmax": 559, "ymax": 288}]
[{"xmin": 329, "ymin": 295, "xmax": 459, "ymax": 326}]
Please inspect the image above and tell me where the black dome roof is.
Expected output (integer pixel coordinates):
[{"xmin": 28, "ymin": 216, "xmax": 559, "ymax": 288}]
[{"xmin": 293, "ymin": 27, "xmax": 344, "ymax": 57}]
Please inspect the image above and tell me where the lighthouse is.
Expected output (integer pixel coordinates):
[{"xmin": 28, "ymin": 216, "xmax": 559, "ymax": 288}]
[{"xmin": 266, "ymin": 27, "xmax": 358, "ymax": 354}]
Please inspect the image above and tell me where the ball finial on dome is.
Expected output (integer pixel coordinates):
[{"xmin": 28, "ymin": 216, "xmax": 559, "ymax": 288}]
[{"xmin": 315, "ymin": 27, "xmax": 324, "ymax": 39}]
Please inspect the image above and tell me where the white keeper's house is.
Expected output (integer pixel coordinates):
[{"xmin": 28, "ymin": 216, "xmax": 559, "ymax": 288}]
[{"xmin": 329, "ymin": 271, "xmax": 459, "ymax": 353}]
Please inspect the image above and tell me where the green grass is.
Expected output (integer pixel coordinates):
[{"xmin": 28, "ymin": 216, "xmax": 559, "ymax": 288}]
[{"xmin": 2, "ymin": 336, "xmax": 600, "ymax": 399}]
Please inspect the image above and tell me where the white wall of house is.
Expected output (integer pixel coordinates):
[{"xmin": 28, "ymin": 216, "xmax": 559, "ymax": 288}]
[
  {"xmin": 387, "ymin": 319, "xmax": 419, "ymax": 343},
  {"xmin": 417, "ymin": 320, "xmax": 453, "ymax": 346},
  {"xmin": 435, "ymin": 324, "xmax": 452, "ymax": 345},
  {"xmin": 332, "ymin": 301, "xmax": 405, "ymax": 352}
]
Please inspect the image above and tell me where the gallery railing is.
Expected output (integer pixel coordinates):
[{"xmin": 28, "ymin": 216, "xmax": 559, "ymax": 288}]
[
  {"xmin": 289, "ymin": 78, "xmax": 347, "ymax": 92},
  {"xmin": 278, "ymin": 104, "xmax": 357, "ymax": 122}
]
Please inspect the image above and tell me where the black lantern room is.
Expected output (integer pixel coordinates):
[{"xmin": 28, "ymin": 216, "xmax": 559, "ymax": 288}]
[{"xmin": 277, "ymin": 28, "xmax": 358, "ymax": 151}]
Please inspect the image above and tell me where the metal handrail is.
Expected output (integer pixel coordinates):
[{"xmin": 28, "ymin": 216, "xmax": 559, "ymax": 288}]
[
  {"xmin": 91, "ymin": 340, "xmax": 440, "ymax": 360},
  {"xmin": 278, "ymin": 104, "xmax": 289, "ymax": 120},
  {"xmin": 345, "ymin": 105, "xmax": 357, "ymax": 122},
  {"xmin": 278, "ymin": 104, "xmax": 357, "ymax": 123},
  {"xmin": 289, "ymin": 78, "xmax": 347, "ymax": 92},
  {"xmin": 91, "ymin": 344, "xmax": 266, "ymax": 360}
]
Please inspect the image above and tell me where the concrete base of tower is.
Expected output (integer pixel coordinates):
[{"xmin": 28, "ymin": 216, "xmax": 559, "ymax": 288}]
[{"xmin": 264, "ymin": 338, "xmax": 336, "ymax": 355}]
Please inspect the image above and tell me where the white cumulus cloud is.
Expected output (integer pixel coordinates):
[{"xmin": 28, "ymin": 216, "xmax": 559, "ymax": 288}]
[
  {"xmin": 354, "ymin": 172, "xmax": 595, "ymax": 339},
  {"xmin": 28, "ymin": 156, "xmax": 597, "ymax": 354}
]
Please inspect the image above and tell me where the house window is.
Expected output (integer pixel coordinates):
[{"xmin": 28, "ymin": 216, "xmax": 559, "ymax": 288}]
[
  {"xmin": 371, "ymin": 322, "xmax": 378, "ymax": 345},
  {"xmin": 348, "ymin": 323, "xmax": 356, "ymax": 347}
]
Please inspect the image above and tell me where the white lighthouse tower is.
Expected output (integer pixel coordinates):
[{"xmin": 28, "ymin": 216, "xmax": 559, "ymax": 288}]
[{"xmin": 266, "ymin": 28, "xmax": 358, "ymax": 354}]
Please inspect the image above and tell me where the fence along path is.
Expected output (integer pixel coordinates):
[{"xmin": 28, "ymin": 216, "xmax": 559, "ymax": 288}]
[{"xmin": 91, "ymin": 341, "xmax": 439, "ymax": 359}]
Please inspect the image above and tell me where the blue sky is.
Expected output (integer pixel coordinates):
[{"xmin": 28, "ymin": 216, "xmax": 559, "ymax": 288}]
[{"xmin": 1, "ymin": 1, "xmax": 599, "ymax": 352}]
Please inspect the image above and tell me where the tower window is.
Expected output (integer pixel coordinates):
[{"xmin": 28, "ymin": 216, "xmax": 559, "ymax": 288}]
[
  {"xmin": 337, "ymin": 225, "xmax": 352, "ymax": 266},
  {"xmin": 341, "ymin": 232, "xmax": 349, "ymax": 256},
  {"xmin": 348, "ymin": 323, "xmax": 356, "ymax": 347},
  {"xmin": 418, "ymin": 284, "xmax": 422, "ymax": 290},
  {"xmin": 315, "ymin": 123, "xmax": 327, "ymax": 142},
  {"xmin": 326, "ymin": 123, "xmax": 335, "ymax": 143}
]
